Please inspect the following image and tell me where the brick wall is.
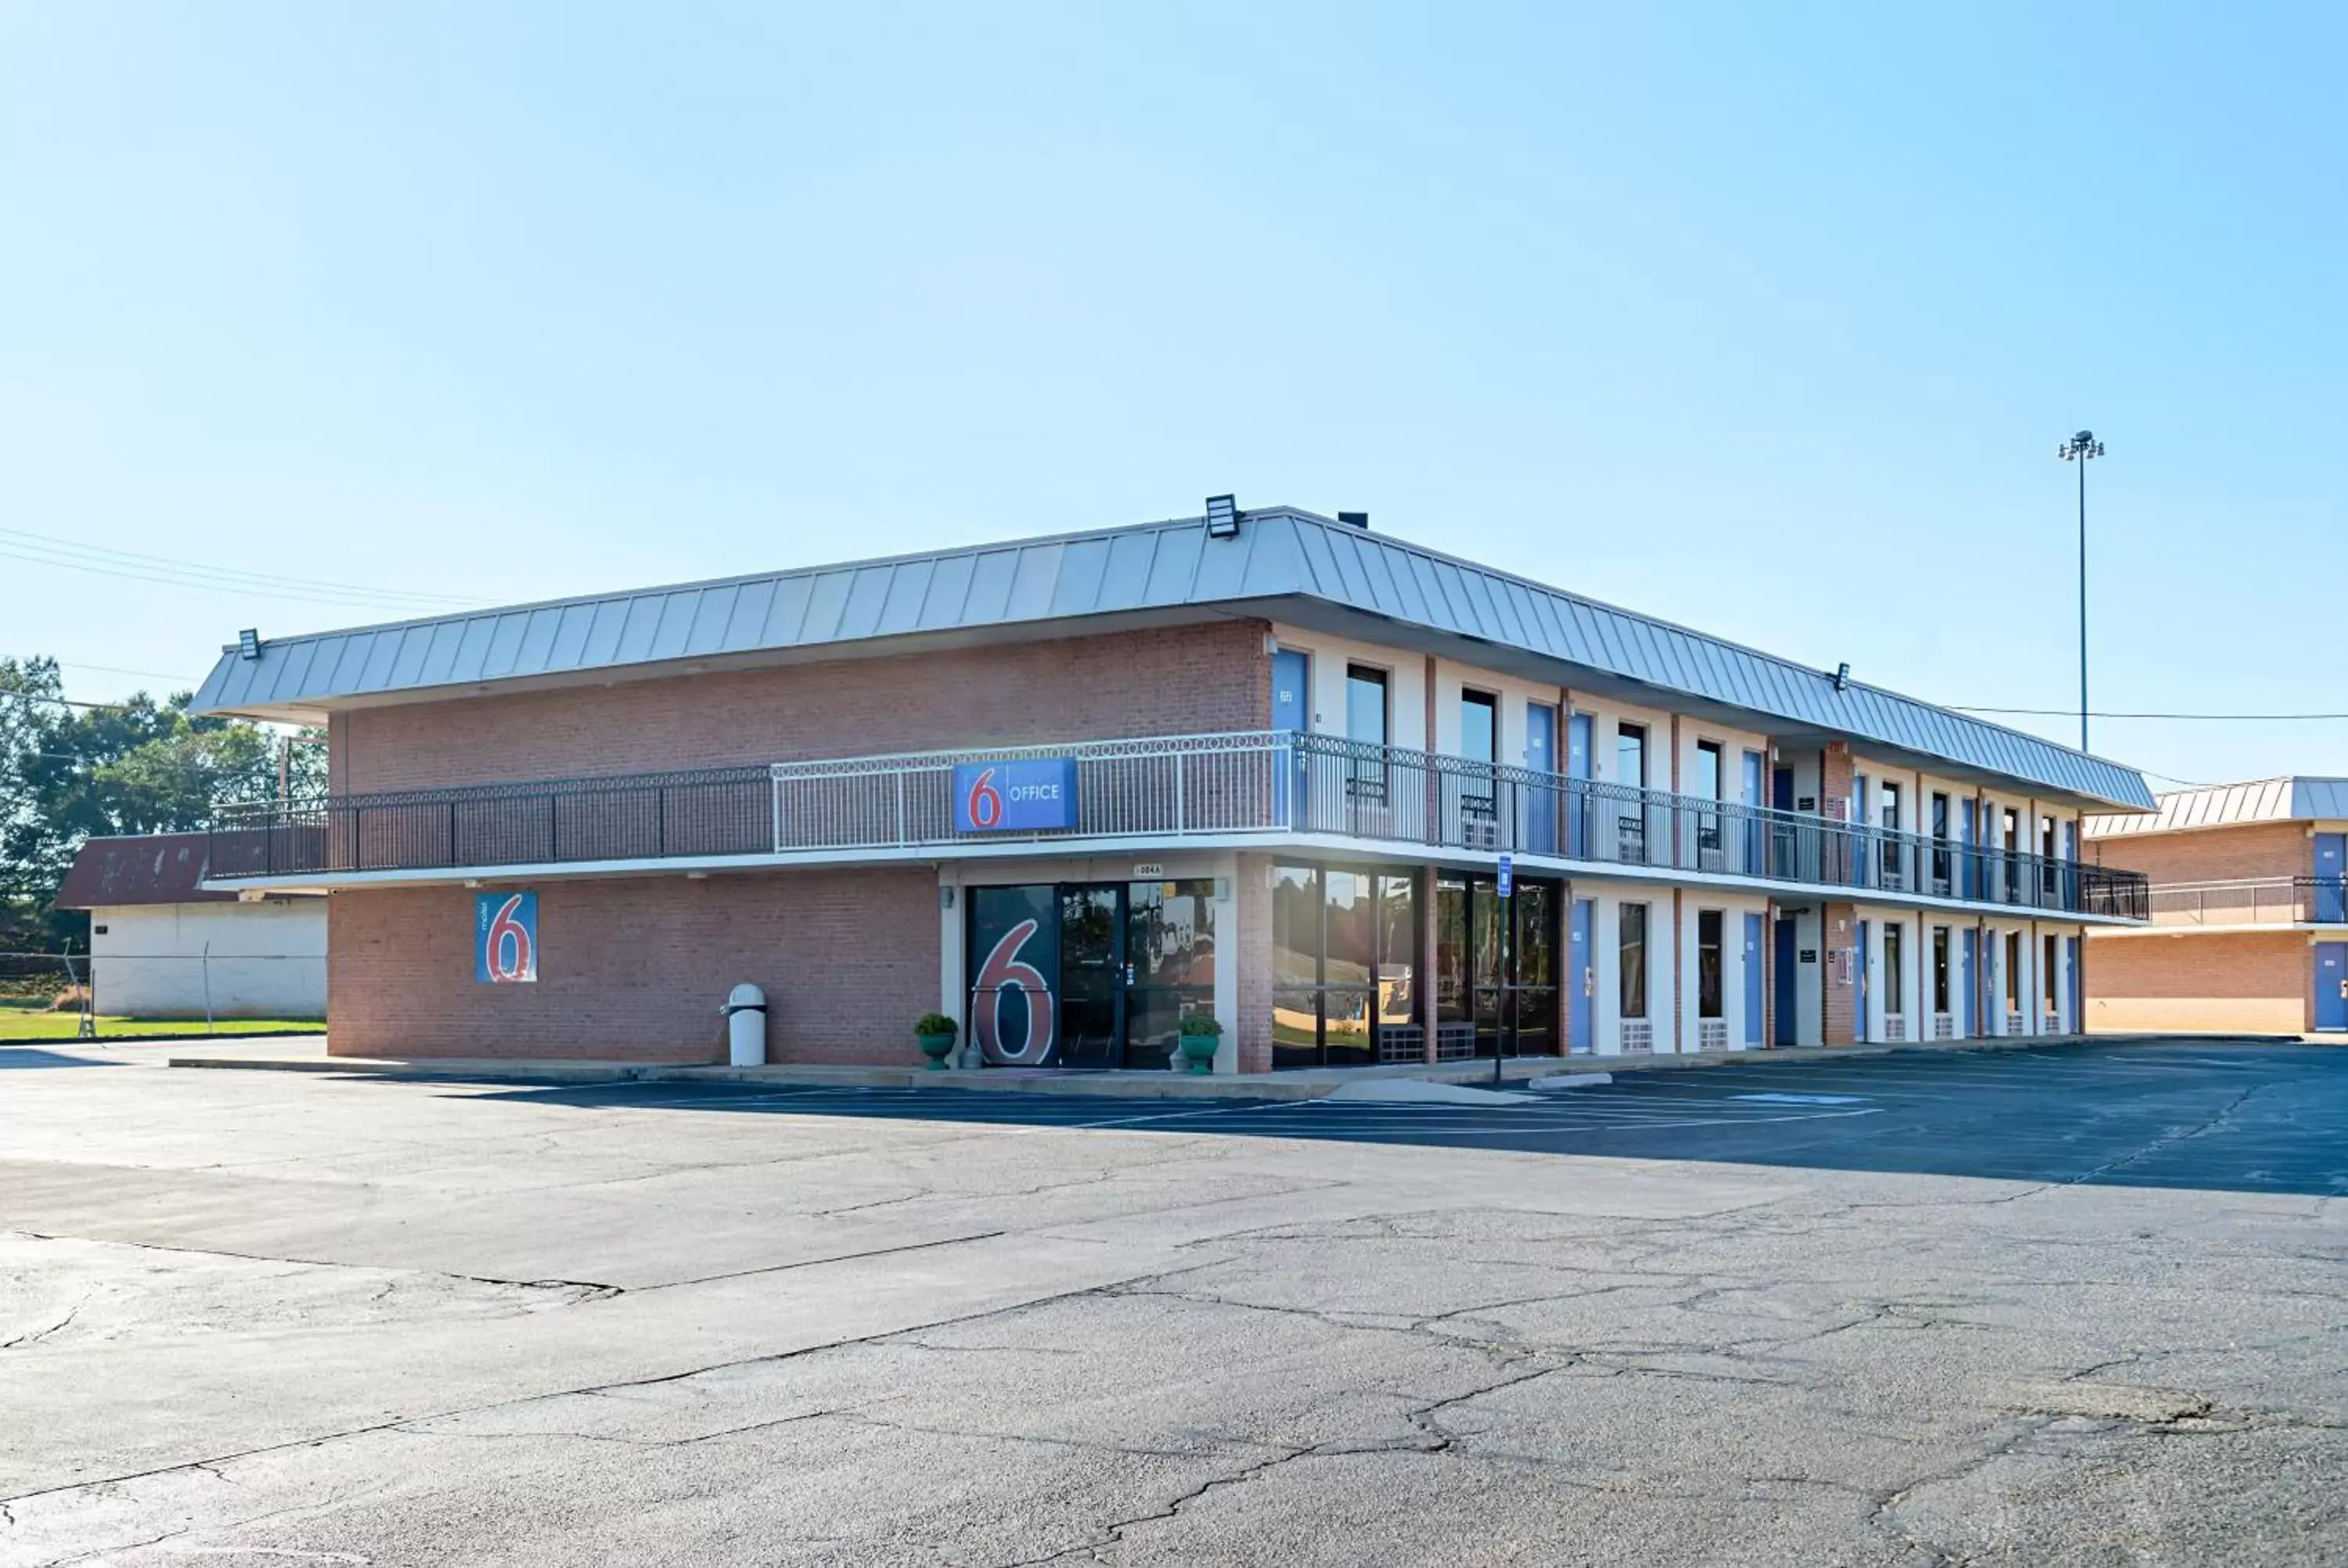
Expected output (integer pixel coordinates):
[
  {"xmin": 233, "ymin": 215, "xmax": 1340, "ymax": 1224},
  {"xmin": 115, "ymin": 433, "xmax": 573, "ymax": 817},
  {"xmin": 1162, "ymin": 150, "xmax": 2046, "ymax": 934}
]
[
  {"xmin": 2087, "ymin": 822, "xmax": 2310, "ymax": 884},
  {"xmin": 328, "ymin": 868, "xmax": 936, "ymax": 1062},
  {"xmin": 2084, "ymin": 930, "xmax": 2309, "ymax": 1035},
  {"xmin": 330, "ymin": 620, "xmax": 1270, "ymax": 793},
  {"xmin": 1233, "ymin": 851, "xmax": 1274, "ymax": 1074},
  {"xmin": 1822, "ymin": 901, "xmax": 1857, "ymax": 1045}
]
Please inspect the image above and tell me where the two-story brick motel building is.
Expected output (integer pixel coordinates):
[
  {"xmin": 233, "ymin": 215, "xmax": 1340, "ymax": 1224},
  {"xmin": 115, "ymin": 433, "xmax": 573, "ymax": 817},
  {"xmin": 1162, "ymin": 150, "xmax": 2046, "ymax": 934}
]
[{"xmin": 194, "ymin": 505, "xmax": 2155, "ymax": 1073}]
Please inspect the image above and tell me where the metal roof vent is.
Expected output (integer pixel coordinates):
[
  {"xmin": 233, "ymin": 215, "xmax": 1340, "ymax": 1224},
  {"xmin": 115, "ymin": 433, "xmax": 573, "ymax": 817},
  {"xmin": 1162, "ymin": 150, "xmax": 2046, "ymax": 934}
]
[
  {"xmin": 1336, "ymin": 511, "xmax": 1370, "ymax": 530},
  {"xmin": 238, "ymin": 628, "xmax": 262, "ymax": 661},
  {"xmin": 1204, "ymin": 494, "xmax": 1240, "ymax": 538}
]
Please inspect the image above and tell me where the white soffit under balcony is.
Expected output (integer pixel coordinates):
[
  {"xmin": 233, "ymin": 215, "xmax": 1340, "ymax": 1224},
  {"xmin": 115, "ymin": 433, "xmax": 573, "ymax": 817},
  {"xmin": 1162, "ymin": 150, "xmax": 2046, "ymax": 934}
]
[
  {"xmin": 191, "ymin": 507, "xmax": 2155, "ymax": 810},
  {"xmin": 2087, "ymin": 776, "xmax": 2348, "ymax": 837}
]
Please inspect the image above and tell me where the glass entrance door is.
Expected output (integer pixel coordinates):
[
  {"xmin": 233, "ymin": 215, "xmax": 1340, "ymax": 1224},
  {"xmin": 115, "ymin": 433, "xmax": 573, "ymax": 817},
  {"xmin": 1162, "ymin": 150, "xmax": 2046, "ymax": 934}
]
[
  {"xmin": 1057, "ymin": 885, "xmax": 1124, "ymax": 1070},
  {"xmin": 1124, "ymin": 879, "xmax": 1216, "ymax": 1070},
  {"xmin": 970, "ymin": 880, "xmax": 1221, "ymax": 1070},
  {"xmin": 1441, "ymin": 875, "xmax": 1562, "ymax": 1059}
]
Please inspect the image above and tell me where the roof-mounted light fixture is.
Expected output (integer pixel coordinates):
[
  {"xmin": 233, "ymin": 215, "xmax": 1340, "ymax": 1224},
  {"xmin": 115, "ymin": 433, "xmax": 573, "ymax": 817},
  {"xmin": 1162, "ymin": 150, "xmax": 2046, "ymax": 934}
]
[
  {"xmin": 1204, "ymin": 494, "xmax": 1240, "ymax": 538},
  {"xmin": 238, "ymin": 628, "xmax": 262, "ymax": 661},
  {"xmin": 1336, "ymin": 511, "xmax": 1370, "ymax": 530},
  {"xmin": 1832, "ymin": 662, "xmax": 1851, "ymax": 692}
]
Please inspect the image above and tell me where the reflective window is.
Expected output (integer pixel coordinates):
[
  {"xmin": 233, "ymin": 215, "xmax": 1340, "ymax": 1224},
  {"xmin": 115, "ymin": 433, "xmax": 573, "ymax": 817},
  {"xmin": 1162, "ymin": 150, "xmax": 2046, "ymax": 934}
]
[
  {"xmin": 1436, "ymin": 875, "xmax": 1470, "ymax": 1023},
  {"xmin": 1128, "ymin": 880, "xmax": 1215, "ymax": 988},
  {"xmin": 1272, "ymin": 861, "xmax": 1422, "ymax": 1067},
  {"xmin": 1616, "ymin": 723, "xmax": 1648, "ymax": 788},
  {"xmin": 1884, "ymin": 922, "xmax": 1905, "ymax": 1016},
  {"xmin": 1697, "ymin": 909, "xmax": 1723, "ymax": 1018},
  {"xmin": 1323, "ymin": 869, "xmax": 1374, "ymax": 989},
  {"xmin": 1346, "ymin": 667, "xmax": 1388, "ymax": 746},
  {"xmin": 1376, "ymin": 873, "xmax": 1419, "ymax": 1027},
  {"xmin": 1619, "ymin": 904, "xmax": 1649, "ymax": 1019},
  {"xmin": 1272, "ymin": 864, "xmax": 1320, "ymax": 988},
  {"xmin": 1461, "ymin": 692, "xmax": 1497, "ymax": 764},
  {"xmin": 1932, "ymin": 926, "xmax": 1950, "ymax": 1014}
]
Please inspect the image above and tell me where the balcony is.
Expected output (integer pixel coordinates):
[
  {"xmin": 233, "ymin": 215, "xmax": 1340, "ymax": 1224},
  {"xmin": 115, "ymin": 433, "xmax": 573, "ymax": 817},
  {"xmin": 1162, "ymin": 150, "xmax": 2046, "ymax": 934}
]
[
  {"xmin": 205, "ymin": 729, "xmax": 2148, "ymax": 920},
  {"xmin": 2144, "ymin": 876, "xmax": 2348, "ymax": 928}
]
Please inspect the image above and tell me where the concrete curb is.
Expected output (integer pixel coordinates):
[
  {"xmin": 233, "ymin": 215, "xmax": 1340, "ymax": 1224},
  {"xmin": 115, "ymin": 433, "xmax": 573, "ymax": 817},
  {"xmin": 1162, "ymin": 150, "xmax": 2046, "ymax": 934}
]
[{"xmin": 163, "ymin": 1031, "xmax": 2310, "ymax": 1102}]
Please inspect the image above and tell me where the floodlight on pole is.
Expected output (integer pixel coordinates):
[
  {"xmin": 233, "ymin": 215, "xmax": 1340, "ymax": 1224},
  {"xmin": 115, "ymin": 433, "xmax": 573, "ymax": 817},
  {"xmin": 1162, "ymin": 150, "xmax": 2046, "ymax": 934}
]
[{"xmin": 2057, "ymin": 431, "xmax": 2105, "ymax": 751}]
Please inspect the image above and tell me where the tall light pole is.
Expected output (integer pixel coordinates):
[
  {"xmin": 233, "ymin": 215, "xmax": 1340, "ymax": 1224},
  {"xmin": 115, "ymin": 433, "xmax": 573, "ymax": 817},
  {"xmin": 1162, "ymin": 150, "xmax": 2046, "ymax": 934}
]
[{"xmin": 2058, "ymin": 430, "xmax": 2105, "ymax": 751}]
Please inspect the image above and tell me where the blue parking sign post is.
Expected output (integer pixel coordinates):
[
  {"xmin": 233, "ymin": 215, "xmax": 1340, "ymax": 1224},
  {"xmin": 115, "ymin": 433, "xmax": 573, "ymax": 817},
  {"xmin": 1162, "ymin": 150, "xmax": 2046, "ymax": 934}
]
[{"xmin": 1496, "ymin": 854, "xmax": 1513, "ymax": 899}]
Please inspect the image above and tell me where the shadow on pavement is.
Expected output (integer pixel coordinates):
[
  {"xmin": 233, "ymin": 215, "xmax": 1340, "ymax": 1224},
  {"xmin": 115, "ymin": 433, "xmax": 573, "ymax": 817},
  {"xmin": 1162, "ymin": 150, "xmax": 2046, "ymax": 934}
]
[{"xmin": 455, "ymin": 1041, "xmax": 2348, "ymax": 1199}]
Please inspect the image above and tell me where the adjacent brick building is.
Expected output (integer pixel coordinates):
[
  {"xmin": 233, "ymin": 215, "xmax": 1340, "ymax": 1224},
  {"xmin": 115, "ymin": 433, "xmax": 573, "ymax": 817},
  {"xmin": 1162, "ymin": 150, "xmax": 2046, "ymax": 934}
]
[
  {"xmin": 2084, "ymin": 778, "xmax": 2348, "ymax": 1036},
  {"xmin": 192, "ymin": 505, "xmax": 2154, "ymax": 1071}
]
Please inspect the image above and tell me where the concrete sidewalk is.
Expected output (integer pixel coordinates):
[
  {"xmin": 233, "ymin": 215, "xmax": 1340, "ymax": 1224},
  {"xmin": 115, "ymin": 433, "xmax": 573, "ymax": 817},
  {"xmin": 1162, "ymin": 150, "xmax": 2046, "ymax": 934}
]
[{"xmin": 157, "ymin": 1031, "xmax": 2260, "ymax": 1101}]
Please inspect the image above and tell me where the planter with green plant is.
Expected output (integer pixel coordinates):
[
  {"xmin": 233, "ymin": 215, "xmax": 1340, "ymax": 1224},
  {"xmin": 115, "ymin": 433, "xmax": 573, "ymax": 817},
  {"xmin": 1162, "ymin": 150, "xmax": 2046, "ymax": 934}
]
[
  {"xmin": 1176, "ymin": 1013, "xmax": 1222, "ymax": 1074},
  {"xmin": 913, "ymin": 1012, "xmax": 959, "ymax": 1070}
]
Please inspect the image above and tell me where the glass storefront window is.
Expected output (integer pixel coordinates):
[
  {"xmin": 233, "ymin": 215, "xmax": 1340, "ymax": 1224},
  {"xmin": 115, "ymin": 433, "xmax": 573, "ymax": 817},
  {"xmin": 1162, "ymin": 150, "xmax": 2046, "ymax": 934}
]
[
  {"xmin": 1436, "ymin": 875, "xmax": 1469, "ymax": 1023},
  {"xmin": 1323, "ymin": 869, "xmax": 1374, "ymax": 988},
  {"xmin": 1697, "ymin": 909, "xmax": 1723, "ymax": 1019},
  {"xmin": 1376, "ymin": 873, "xmax": 1418, "ymax": 1028},
  {"xmin": 1273, "ymin": 861, "xmax": 1424, "ymax": 1068},
  {"xmin": 1620, "ymin": 904, "xmax": 1649, "ymax": 1020},
  {"xmin": 1272, "ymin": 864, "xmax": 1319, "ymax": 988}
]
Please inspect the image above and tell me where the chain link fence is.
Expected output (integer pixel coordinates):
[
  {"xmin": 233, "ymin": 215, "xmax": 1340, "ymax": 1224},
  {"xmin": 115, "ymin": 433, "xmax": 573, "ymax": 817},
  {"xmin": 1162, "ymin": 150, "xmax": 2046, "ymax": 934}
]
[{"xmin": 1, "ymin": 950, "xmax": 325, "ymax": 1037}]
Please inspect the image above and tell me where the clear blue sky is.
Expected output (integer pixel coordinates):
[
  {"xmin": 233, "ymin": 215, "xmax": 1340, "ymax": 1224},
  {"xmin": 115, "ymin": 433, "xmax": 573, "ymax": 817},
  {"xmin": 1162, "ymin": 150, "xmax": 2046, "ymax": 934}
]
[{"xmin": 3, "ymin": 2, "xmax": 2341, "ymax": 791}]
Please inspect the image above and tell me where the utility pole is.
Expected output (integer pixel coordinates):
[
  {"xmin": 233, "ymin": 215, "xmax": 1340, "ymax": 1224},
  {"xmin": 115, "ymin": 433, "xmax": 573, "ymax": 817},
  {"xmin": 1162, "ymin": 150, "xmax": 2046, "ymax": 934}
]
[{"xmin": 2057, "ymin": 430, "xmax": 2105, "ymax": 750}]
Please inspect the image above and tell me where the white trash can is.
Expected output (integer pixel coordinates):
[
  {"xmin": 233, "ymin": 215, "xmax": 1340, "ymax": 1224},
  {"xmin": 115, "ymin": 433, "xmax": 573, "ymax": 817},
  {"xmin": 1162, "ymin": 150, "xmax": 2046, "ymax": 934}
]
[{"xmin": 722, "ymin": 983, "xmax": 767, "ymax": 1067}]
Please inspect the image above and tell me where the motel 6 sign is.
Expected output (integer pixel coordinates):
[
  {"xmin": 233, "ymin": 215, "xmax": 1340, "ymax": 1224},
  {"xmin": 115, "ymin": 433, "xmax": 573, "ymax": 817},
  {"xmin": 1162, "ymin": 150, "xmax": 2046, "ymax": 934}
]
[
  {"xmin": 475, "ymin": 890, "xmax": 538, "ymax": 984},
  {"xmin": 952, "ymin": 757, "xmax": 1080, "ymax": 834}
]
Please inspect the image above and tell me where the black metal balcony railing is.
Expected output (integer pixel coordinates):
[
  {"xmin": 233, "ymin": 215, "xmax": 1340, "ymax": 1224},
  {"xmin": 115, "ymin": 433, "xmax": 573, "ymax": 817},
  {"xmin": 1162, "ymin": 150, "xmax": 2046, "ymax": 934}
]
[{"xmin": 206, "ymin": 730, "xmax": 2149, "ymax": 921}]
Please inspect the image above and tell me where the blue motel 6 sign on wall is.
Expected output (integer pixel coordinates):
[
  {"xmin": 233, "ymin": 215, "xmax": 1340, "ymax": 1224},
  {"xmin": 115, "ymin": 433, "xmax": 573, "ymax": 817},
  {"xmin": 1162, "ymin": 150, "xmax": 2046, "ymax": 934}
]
[
  {"xmin": 475, "ymin": 891, "xmax": 538, "ymax": 984},
  {"xmin": 953, "ymin": 758, "xmax": 1080, "ymax": 833}
]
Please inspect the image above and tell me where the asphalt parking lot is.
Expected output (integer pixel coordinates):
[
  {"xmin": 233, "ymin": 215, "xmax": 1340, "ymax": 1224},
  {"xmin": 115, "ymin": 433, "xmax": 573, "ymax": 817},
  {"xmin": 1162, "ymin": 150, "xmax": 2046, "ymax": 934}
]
[
  {"xmin": 497, "ymin": 1040, "xmax": 2348, "ymax": 1195},
  {"xmin": 2, "ymin": 1040, "xmax": 2343, "ymax": 1565}
]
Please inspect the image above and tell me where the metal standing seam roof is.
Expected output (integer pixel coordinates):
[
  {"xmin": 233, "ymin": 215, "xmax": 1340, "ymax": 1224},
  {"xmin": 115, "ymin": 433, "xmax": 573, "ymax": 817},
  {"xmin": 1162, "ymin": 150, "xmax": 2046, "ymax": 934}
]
[
  {"xmin": 193, "ymin": 506, "xmax": 2156, "ymax": 810},
  {"xmin": 53, "ymin": 833, "xmax": 235, "ymax": 908},
  {"xmin": 2086, "ymin": 777, "xmax": 2348, "ymax": 837}
]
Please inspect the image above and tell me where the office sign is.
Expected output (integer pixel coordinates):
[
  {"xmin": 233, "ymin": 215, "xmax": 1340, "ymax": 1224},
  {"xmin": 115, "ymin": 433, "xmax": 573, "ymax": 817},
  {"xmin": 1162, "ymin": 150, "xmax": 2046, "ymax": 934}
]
[
  {"xmin": 953, "ymin": 758, "xmax": 1079, "ymax": 833},
  {"xmin": 476, "ymin": 891, "xmax": 538, "ymax": 984}
]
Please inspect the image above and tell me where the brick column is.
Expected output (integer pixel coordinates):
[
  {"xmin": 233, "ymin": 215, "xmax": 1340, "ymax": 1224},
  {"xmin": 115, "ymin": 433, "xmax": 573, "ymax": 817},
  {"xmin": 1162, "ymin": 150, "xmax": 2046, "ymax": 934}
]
[
  {"xmin": 1671, "ymin": 886, "xmax": 1685, "ymax": 1053},
  {"xmin": 1419, "ymin": 862, "xmax": 1440, "ymax": 1064},
  {"xmin": 1423, "ymin": 656, "xmax": 1440, "ymax": 846},
  {"xmin": 1823, "ymin": 901, "xmax": 1859, "ymax": 1045},
  {"xmin": 1234, "ymin": 852, "xmax": 1274, "ymax": 1074}
]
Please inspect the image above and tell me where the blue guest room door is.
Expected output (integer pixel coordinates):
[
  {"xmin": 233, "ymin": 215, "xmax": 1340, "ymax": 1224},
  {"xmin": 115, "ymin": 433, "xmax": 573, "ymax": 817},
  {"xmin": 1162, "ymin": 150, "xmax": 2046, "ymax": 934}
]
[
  {"xmin": 1271, "ymin": 649, "xmax": 1309, "ymax": 823},
  {"xmin": 2315, "ymin": 833, "xmax": 2347, "ymax": 923},
  {"xmin": 1525, "ymin": 703, "xmax": 1558, "ymax": 854},
  {"xmin": 2317, "ymin": 943, "xmax": 2348, "ymax": 1032},
  {"xmin": 1569, "ymin": 898, "xmax": 1595, "ymax": 1052},
  {"xmin": 1743, "ymin": 912, "xmax": 1765, "ymax": 1046},
  {"xmin": 1741, "ymin": 751, "xmax": 1765, "ymax": 874},
  {"xmin": 1773, "ymin": 918, "xmax": 1798, "ymax": 1045},
  {"xmin": 1565, "ymin": 713, "xmax": 1594, "ymax": 858},
  {"xmin": 1961, "ymin": 928, "xmax": 1979, "ymax": 1037}
]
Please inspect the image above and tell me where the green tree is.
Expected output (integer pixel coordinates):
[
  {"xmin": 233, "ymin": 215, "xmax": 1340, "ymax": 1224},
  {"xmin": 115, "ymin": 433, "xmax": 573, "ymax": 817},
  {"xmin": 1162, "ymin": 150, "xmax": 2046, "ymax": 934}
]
[{"xmin": 1, "ymin": 656, "xmax": 313, "ymax": 950}]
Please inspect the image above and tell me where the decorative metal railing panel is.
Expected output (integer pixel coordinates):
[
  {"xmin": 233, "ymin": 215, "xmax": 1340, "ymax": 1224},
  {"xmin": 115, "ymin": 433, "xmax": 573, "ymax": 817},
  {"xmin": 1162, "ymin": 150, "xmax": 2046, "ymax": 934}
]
[
  {"xmin": 2143, "ymin": 876, "xmax": 2348, "ymax": 927},
  {"xmin": 206, "ymin": 730, "xmax": 2148, "ymax": 919}
]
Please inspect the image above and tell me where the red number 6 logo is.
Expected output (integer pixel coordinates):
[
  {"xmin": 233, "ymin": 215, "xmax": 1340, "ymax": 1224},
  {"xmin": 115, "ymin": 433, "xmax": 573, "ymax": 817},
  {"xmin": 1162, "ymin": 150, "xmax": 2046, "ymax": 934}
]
[
  {"xmin": 967, "ymin": 767, "xmax": 1003, "ymax": 829},
  {"xmin": 973, "ymin": 918, "xmax": 1053, "ymax": 1064},
  {"xmin": 486, "ymin": 894, "xmax": 534, "ymax": 983}
]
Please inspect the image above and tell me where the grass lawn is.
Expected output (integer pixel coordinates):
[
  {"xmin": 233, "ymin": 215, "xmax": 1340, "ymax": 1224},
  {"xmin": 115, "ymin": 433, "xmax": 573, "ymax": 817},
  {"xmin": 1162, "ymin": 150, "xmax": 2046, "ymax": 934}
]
[{"xmin": 0, "ymin": 1009, "xmax": 326, "ymax": 1042}]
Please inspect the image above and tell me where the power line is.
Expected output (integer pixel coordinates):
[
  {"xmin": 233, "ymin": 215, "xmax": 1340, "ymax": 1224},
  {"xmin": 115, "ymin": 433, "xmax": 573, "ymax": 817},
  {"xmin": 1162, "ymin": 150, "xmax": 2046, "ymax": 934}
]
[
  {"xmin": 1954, "ymin": 705, "xmax": 2348, "ymax": 721},
  {"xmin": 56, "ymin": 660, "xmax": 201, "ymax": 682},
  {"xmin": 0, "ymin": 526, "xmax": 492, "ymax": 613}
]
